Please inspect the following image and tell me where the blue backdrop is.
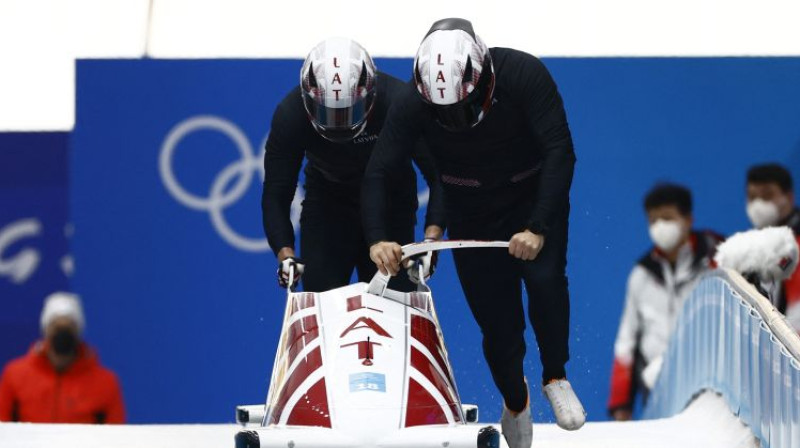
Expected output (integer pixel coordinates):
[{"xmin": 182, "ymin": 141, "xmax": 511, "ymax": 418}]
[
  {"xmin": 0, "ymin": 132, "xmax": 71, "ymax": 368},
  {"xmin": 72, "ymin": 57, "xmax": 800, "ymax": 424}
]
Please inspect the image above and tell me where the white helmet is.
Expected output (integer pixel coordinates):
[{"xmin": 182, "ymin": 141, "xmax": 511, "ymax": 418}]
[
  {"xmin": 414, "ymin": 18, "xmax": 495, "ymax": 131},
  {"xmin": 300, "ymin": 37, "xmax": 377, "ymax": 142}
]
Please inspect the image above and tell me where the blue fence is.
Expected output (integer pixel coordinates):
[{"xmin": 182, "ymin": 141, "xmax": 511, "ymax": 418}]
[{"xmin": 645, "ymin": 270, "xmax": 800, "ymax": 448}]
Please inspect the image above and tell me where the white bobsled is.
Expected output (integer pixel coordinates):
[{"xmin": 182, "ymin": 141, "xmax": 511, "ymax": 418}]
[{"xmin": 235, "ymin": 241, "xmax": 510, "ymax": 448}]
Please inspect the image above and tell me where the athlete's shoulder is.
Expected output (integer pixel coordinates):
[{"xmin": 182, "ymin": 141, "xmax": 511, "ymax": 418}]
[
  {"xmin": 377, "ymin": 71, "xmax": 405, "ymax": 90},
  {"xmin": 378, "ymin": 72, "xmax": 416, "ymax": 101},
  {"xmin": 268, "ymin": 85, "xmax": 315, "ymax": 142},
  {"xmin": 274, "ymin": 85, "xmax": 305, "ymax": 118},
  {"xmin": 490, "ymin": 47, "xmax": 548, "ymax": 74}
]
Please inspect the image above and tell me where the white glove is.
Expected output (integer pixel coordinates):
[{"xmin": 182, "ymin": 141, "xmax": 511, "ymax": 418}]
[
  {"xmin": 407, "ymin": 239, "xmax": 438, "ymax": 285},
  {"xmin": 278, "ymin": 257, "xmax": 305, "ymax": 289},
  {"xmin": 641, "ymin": 356, "xmax": 664, "ymax": 390}
]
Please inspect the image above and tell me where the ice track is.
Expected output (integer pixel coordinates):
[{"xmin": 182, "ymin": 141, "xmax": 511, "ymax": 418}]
[{"xmin": 0, "ymin": 391, "xmax": 757, "ymax": 448}]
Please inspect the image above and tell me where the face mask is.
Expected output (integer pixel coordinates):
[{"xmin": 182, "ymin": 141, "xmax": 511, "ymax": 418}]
[
  {"xmin": 51, "ymin": 329, "xmax": 78, "ymax": 356},
  {"xmin": 746, "ymin": 198, "xmax": 780, "ymax": 229},
  {"xmin": 649, "ymin": 219, "xmax": 684, "ymax": 252}
]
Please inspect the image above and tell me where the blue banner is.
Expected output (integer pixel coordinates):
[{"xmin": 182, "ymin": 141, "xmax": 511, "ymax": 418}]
[
  {"xmin": 0, "ymin": 132, "xmax": 70, "ymax": 368},
  {"xmin": 73, "ymin": 58, "xmax": 800, "ymax": 424}
]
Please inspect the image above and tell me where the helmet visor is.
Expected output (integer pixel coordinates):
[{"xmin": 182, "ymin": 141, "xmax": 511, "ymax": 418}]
[{"xmin": 302, "ymin": 90, "xmax": 374, "ymax": 139}]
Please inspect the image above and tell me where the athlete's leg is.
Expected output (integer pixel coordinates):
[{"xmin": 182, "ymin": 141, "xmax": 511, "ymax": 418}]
[
  {"xmin": 299, "ymin": 187, "xmax": 359, "ymax": 292},
  {"xmin": 520, "ymin": 204, "xmax": 571, "ymax": 383},
  {"xmin": 449, "ymin": 225, "xmax": 528, "ymax": 412}
]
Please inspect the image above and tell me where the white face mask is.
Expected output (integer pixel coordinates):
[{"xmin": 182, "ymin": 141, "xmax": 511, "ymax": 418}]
[
  {"xmin": 649, "ymin": 219, "xmax": 684, "ymax": 252},
  {"xmin": 746, "ymin": 198, "xmax": 781, "ymax": 229}
]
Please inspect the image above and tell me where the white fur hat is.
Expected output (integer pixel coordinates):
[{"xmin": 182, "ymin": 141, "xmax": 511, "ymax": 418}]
[
  {"xmin": 40, "ymin": 292, "xmax": 85, "ymax": 334},
  {"xmin": 714, "ymin": 226, "xmax": 799, "ymax": 282}
]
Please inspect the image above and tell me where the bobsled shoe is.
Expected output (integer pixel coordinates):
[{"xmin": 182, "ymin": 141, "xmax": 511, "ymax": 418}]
[
  {"xmin": 543, "ymin": 378, "xmax": 586, "ymax": 431},
  {"xmin": 500, "ymin": 386, "xmax": 532, "ymax": 448}
]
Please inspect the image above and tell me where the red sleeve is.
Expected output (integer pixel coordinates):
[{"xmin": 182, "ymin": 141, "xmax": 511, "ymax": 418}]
[
  {"xmin": 103, "ymin": 371, "xmax": 126, "ymax": 424},
  {"xmin": 0, "ymin": 364, "xmax": 17, "ymax": 421},
  {"xmin": 608, "ymin": 358, "xmax": 634, "ymax": 412},
  {"xmin": 785, "ymin": 236, "xmax": 800, "ymax": 307}
]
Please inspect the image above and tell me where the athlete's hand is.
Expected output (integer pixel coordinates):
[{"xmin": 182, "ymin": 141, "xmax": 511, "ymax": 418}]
[
  {"xmin": 509, "ymin": 230, "xmax": 545, "ymax": 261},
  {"xmin": 277, "ymin": 256, "xmax": 305, "ymax": 289},
  {"xmin": 370, "ymin": 241, "xmax": 403, "ymax": 276}
]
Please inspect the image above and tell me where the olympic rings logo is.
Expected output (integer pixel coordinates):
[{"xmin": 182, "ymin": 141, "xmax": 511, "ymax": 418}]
[{"xmin": 159, "ymin": 115, "xmax": 302, "ymax": 253}]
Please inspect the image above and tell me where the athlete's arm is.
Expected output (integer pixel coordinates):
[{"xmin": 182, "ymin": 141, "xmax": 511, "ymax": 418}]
[
  {"xmin": 410, "ymin": 139, "xmax": 447, "ymax": 238},
  {"xmin": 363, "ymin": 90, "xmax": 424, "ymax": 274},
  {"xmin": 262, "ymin": 102, "xmax": 305, "ymax": 259},
  {"xmin": 519, "ymin": 54, "xmax": 576, "ymax": 236}
]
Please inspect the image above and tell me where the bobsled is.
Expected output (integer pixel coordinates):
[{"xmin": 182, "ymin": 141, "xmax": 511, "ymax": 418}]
[{"xmin": 235, "ymin": 241, "xmax": 510, "ymax": 448}]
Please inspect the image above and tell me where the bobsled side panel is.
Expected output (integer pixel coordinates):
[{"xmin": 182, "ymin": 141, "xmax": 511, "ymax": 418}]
[
  {"xmin": 410, "ymin": 347, "xmax": 462, "ymax": 420},
  {"xmin": 285, "ymin": 315, "xmax": 320, "ymax": 365},
  {"xmin": 405, "ymin": 378, "xmax": 450, "ymax": 427},
  {"xmin": 290, "ymin": 292, "xmax": 316, "ymax": 314},
  {"xmin": 410, "ymin": 315, "xmax": 458, "ymax": 389},
  {"xmin": 265, "ymin": 292, "xmax": 331, "ymax": 428},
  {"xmin": 406, "ymin": 313, "xmax": 463, "ymax": 424},
  {"xmin": 268, "ymin": 347, "xmax": 328, "ymax": 426},
  {"xmin": 286, "ymin": 378, "xmax": 331, "ymax": 427}
]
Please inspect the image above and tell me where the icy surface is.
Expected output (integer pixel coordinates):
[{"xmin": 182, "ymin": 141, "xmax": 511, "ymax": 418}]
[
  {"xmin": 528, "ymin": 392, "xmax": 758, "ymax": 448},
  {"xmin": 0, "ymin": 392, "xmax": 757, "ymax": 448}
]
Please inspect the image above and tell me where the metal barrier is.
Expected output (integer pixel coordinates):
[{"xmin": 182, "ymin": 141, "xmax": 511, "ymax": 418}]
[{"xmin": 644, "ymin": 269, "xmax": 800, "ymax": 448}]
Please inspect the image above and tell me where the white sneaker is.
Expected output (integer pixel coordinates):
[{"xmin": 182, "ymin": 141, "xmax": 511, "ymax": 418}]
[
  {"xmin": 500, "ymin": 391, "xmax": 532, "ymax": 448},
  {"xmin": 543, "ymin": 379, "xmax": 586, "ymax": 431}
]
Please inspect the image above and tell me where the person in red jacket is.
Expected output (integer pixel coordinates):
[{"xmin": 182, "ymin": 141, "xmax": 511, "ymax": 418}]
[
  {"xmin": 0, "ymin": 292, "xmax": 125, "ymax": 423},
  {"xmin": 745, "ymin": 163, "xmax": 800, "ymax": 331}
]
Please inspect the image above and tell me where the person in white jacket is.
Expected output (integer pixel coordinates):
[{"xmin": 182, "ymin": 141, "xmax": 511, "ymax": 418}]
[{"xmin": 607, "ymin": 184, "xmax": 723, "ymax": 421}]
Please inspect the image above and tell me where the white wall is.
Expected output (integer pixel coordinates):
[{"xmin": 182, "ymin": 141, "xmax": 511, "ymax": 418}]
[{"xmin": 1, "ymin": 0, "xmax": 799, "ymax": 131}]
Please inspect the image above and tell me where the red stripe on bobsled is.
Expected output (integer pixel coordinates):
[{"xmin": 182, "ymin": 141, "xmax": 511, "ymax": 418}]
[
  {"xmin": 410, "ymin": 347, "xmax": 462, "ymax": 422},
  {"xmin": 410, "ymin": 315, "xmax": 457, "ymax": 390},
  {"xmin": 405, "ymin": 378, "xmax": 449, "ymax": 427},
  {"xmin": 346, "ymin": 295, "xmax": 362, "ymax": 311},
  {"xmin": 269, "ymin": 346, "xmax": 323, "ymax": 425},
  {"xmin": 408, "ymin": 292, "xmax": 430, "ymax": 312},
  {"xmin": 347, "ymin": 295, "xmax": 384, "ymax": 313},
  {"xmin": 290, "ymin": 292, "xmax": 316, "ymax": 315},
  {"xmin": 286, "ymin": 378, "xmax": 332, "ymax": 428},
  {"xmin": 340, "ymin": 316, "xmax": 392, "ymax": 338},
  {"xmin": 286, "ymin": 315, "xmax": 319, "ymax": 367}
]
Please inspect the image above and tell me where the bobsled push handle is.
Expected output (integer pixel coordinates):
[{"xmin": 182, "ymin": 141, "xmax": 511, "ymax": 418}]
[{"xmin": 366, "ymin": 240, "xmax": 510, "ymax": 297}]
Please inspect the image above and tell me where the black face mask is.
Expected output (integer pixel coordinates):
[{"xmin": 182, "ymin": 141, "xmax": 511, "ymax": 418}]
[{"xmin": 51, "ymin": 329, "xmax": 78, "ymax": 356}]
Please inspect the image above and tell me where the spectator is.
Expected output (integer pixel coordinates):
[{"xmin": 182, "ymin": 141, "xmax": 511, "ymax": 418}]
[
  {"xmin": 0, "ymin": 292, "xmax": 125, "ymax": 423},
  {"xmin": 745, "ymin": 163, "xmax": 800, "ymax": 329},
  {"xmin": 608, "ymin": 184, "xmax": 723, "ymax": 420}
]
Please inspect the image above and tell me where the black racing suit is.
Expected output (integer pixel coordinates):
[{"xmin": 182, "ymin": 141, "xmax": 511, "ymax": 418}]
[
  {"xmin": 262, "ymin": 72, "xmax": 445, "ymax": 293},
  {"xmin": 363, "ymin": 48, "xmax": 576, "ymax": 412}
]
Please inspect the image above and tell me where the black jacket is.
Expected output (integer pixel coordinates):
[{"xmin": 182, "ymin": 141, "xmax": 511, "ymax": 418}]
[
  {"xmin": 362, "ymin": 48, "xmax": 575, "ymax": 244},
  {"xmin": 262, "ymin": 72, "xmax": 446, "ymax": 254}
]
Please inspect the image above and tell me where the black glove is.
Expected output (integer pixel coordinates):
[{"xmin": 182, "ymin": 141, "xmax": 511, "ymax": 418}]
[{"xmin": 277, "ymin": 257, "xmax": 305, "ymax": 289}]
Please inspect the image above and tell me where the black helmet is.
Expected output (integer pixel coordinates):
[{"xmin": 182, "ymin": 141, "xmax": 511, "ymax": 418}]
[
  {"xmin": 413, "ymin": 18, "xmax": 495, "ymax": 132},
  {"xmin": 300, "ymin": 37, "xmax": 377, "ymax": 142}
]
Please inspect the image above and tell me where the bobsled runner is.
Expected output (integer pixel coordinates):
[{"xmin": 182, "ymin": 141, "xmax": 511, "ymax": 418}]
[{"xmin": 235, "ymin": 240, "xmax": 511, "ymax": 448}]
